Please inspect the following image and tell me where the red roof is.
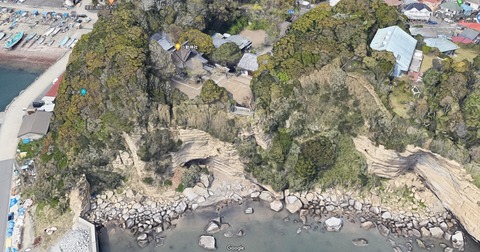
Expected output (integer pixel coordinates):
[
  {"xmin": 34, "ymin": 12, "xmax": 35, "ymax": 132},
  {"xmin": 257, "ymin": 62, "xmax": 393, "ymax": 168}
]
[
  {"xmin": 451, "ymin": 36, "xmax": 474, "ymax": 44},
  {"xmin": 45, "ymin": 73, "xmax": 64, "ymax": 97},
  {"xmin": 458, "ymin": 21, "xmax": 480, "ymax": 32}
]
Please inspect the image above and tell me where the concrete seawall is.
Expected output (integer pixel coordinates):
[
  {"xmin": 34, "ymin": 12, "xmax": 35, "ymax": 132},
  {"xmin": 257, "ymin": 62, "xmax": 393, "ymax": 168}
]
[{"xmin": 77, "ymin": 217, "xmax": 99, "ymax": 252}]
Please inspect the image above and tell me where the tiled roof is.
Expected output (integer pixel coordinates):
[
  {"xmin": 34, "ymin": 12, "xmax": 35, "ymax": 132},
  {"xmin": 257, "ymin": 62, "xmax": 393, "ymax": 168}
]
[
  {"xmin": 17, "ymin": 111, "xmax": 52, "ymax": 138},
  {"xmin": 45, "ymin": 73, "xmax": 63, "ymax": 97},
  {"xmin": 237, "ymin": 53, "xmax": 258, "ymax": 72},
  {"xmin": 424, "ymin": 37, "xmax": 460, "ymax": 52}
]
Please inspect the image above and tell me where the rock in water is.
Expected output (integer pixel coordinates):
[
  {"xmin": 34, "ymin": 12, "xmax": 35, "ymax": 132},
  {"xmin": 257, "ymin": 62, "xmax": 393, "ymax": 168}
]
[
  {"xmin": 377, "ymin": 224, "xmax": 390, "ymax": 237},
  {"xmin": 270, "ymin": 200, "xmax": 283, "ymax": 212},
  {"xmin": 236, "ymin": 228, "xmax": 245, "ymax": 237},
  {"xmin": 354, "ymin": 201, "xmax": 363, "ymax": 211},
  {"xmin": 416, "ymin": 239, "xmax": 426, "ymax": 249},
  {"xmin": 205, "ymin": 221, "xmax": 221, "ymax": 234},
  {"xmin": 381, "ymin": 211, "xmax": 392, "ymax": 220},
  {"xmin": 137, "ymin": 240, "xmax": 149, "ymax": 248},
  {"xmin": 451, "ymin": 231, "xmax": 464, "ymax": 251},
  {"xmin": 175, "ymin": 201, "xmax": 187, "ymax": 214},
  {"xmin": 199, "ymin": 235, "xmax": 216, "ymax": 250},
  {"xmin": 244, "ymin": 207, "xmax": 254, "ymax": 214},
  {"xmin": 429, "ymin": 227, "xmax": 444, "ymax": 239},
  {"xmin": 137, "ymin": 233, "xmax": 148, "ymax": 241},
  {"xmin": 444, "ymin": 247, "xmax": 453, "ymax": 252},
  {"xmin": 285, "ymin": 195, "xmax": 303, "ymax": 214},
  {"xmin": 324, "ymin": 217, "xmax": 343, "ymax": 232},
  {"xmin": 352, "ymin": 238, "xmax": 369, "ymax": 246},
  {"xmin": 360, "ymin": 221, "xmax": 375, "ymax": 230}
]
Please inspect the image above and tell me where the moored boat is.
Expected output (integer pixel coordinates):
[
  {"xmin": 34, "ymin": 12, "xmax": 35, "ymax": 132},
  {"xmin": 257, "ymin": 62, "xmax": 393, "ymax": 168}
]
[
  {"xmin": 37, "ymin": 36, "xmax": 45, "ymax": 45},
  {"xmin": 47, "ymin": 39, "xmax": 55, "ymax": 46},
  {"xmin": 25, "ymin": 32, "xmax": 36, "ymax": 42},
  {"xmin": 59, "ymin": 35, "xmax": 69, "ymax": 47},
  {"xmin": 0, "ymin": 32, "xmax": 5, "ymax": 40},
  {"xmin": 65, "ymin": 37, "xmax": 74, "ymax": 48},
  {"xmin": 4, "ymin": 31, "xmax": 24, "ymax": 49},
  {"xmin": 44, "ymin": 27, "xmax": 55, "ymax": 36},
  {"xmin": 69, "ymin": 38, "xmax": 78, "ymax": 49}
]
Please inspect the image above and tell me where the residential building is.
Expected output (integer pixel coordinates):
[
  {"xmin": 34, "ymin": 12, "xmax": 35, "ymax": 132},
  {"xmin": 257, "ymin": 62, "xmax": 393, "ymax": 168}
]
[
  {"xmin": 424, "ymin": 37, "xmax": 460, "ymax": 55},
  {"xmin": 370, "ymin": 26, "xmax": 418, "ymax": 77},
  {"xmin": 329, "ymin": 0, "xmax": 341, "ymax": 6},
  {"xmin": 212, "ymin": 33, "xmax": 252, "ymax": 51},
  {"xmin": 150, "ymin": 32, "xmax": 174, "ymax": 52},
  {"xmin": 458, "ymin": 21, "xmax": 480, "ymax": 32},
  {"xmin": 439, "ymin": 2, "xmax": 463, "ymax": 16},
  {"xmin": 466, "ymin": 0, "xmax": 480, "ymax": 10},
  {"xmin": 459, "ymin": 28, "xmax": 480, "ymax": 42},
  {"xmin": 237, "ymin": 53, "xmax": 258, "ymax": 76},
  {"xmin": 384, "ymin": 0, "xmax": 402, "ymax": 7},
  {"xmin": 403, "ymin": 3, "xmax": 432, "ymax": 21},
  {"xmin": 17, "ymin": 111, "xmax": 52, "ymax": 140}
]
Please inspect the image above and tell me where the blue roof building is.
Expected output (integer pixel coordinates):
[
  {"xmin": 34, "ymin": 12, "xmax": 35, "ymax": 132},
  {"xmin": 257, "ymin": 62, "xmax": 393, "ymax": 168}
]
[
  {"xmin": 424, "ymin": 37, "xmax": 460, "ymax": 55},
  {"xmin": 370, "ymin": 26, "xmax": 418, "ymax": 77}
]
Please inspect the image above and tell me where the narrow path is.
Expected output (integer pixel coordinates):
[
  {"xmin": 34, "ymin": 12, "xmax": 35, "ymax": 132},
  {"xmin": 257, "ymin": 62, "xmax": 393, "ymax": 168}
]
[{"xmin": 347, "ymin": 73, "xmax": 393, "ymax": 119}]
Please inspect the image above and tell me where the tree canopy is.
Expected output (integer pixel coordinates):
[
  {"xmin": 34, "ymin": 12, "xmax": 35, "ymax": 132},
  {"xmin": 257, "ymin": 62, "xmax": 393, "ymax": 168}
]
[
  {"xmin": 200, "ymin": 79, "xmax": 229, "ymax": 104},
  {"xmin": 179, "ymin": 29, "xmax": 215, "ymax": 55},
  {"xmin": 212, "ymin": 42, "xmax": 242, "ymax": 67}
]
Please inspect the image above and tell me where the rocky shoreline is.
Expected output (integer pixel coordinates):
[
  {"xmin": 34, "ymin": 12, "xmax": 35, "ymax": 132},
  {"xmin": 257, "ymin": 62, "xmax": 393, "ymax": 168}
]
[{"xmin": 84, "ymin": 181, "xmax": 471, "ymax": 252}]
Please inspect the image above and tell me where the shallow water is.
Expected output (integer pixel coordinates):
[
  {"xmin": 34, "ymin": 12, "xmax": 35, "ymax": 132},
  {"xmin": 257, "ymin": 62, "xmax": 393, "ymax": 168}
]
[
  {"xmin": 0, "ymin": 66, "xmax": 39, "ymax": 111},
  {"xmin": 98, "ymin": 200, "xmax": 480, "ymax": 252}
]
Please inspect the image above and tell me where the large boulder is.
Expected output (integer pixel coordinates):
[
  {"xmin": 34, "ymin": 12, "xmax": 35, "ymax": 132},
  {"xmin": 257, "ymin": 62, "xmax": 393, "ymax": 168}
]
[
  {"xmin": 324, "ymin": 217, "xmax": 343, "ymax": 232},
  {"xmin": 360, "ymin": 221, "xmax": 375, "ymax": 230},
  {"xmin": 259, "ymin": 191, "xmax": 274, "ymax": 202},
  {"xmin": 377, "ymin": 224, "xmax": 390, "ymax": 237},
  {"xmin": 175, "ymin": 201, "xmax": 187, "ymax": 215},
  {"xmin": 199, "ymin": 235, "xmax": 216, "ymax": 250},
  {"xmin": 205, "ymin": 221, "xmax": 221, "ymax": 234},
  {"xmin": 451, "ymin": 231, "xmax": 464, "ymax": 251},
  {"xmin": 285, "ymin": 195, "xmax": 303, "ymax": 214},
  {"xmin": 183, "ymin": 188, "xmax": 199, "ymax": 201},
  {"xmin": 429, "ymin": 227, "xmax": 444, "ymax": 239},
  {"xmin": 354, "ymin": 201, "xmax": 363, "ymax": 211},
  {"xmin": 270, "ymin": 200, "xmax": 283, "ymax": 212}
]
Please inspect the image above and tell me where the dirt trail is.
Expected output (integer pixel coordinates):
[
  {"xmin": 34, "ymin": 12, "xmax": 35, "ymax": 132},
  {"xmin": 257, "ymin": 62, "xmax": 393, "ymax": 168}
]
[{"xmin": 347, "ymin": 73, "xmax": 392, "ymax": 119}]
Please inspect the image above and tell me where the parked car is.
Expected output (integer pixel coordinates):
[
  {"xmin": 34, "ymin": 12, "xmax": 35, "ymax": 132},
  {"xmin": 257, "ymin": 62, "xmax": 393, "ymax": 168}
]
[
  {"xmin": 427, "ymin": 20, "xmax": 438, "ymax": 25},
  {"xmin": 32, "ymin": 101, "xmax": 45, "ymax": 108}
]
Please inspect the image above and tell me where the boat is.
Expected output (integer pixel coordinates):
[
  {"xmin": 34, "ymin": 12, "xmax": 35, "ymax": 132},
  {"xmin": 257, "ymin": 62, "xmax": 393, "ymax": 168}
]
[
  {"xmin": 52, "ymin": 27, "xmax": 60, "ymax": 36},
  {"xmin": 37, "ymin": 36, "xmax": 45, "ymax": 45},
  {"xmin": 25, "ymin": 32, "xmax": 36, "ymax": 42},
  {"xmin": 29, "ymin": 35, "xmax": 40, "ymax": 47},
  {"xmin": 65, "ymin": 37, "xmax": 74, "ymax": 48},
  {"xmin": 69, "ymin": 38, "xmax": 77, "ymax": 49},
  {"xmin": 4, "ymin": 33, "xmax": 13, "ymax": 40},
  {"xmin": 59, "ymin": 35, "xmax": 69, "ymax": 47},
  {"xmin": 44, "ymin": 27, "xmax": 55, "ymax": 36},
  {"xmin": 47, "ymin": 39, "xmax": 55, "ymax": 46},
  {"xmin": 4, "ymin": 31, "xmax": 24, "ymax": 49},
  {"xmin": 0, "ymin": 32, "xmax": 5, "ymax": 40}
]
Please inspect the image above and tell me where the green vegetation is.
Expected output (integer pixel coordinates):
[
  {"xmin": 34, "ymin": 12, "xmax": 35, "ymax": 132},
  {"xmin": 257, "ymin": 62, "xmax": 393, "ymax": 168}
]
[
  {"xmin": 179, "ymin": 29, "xmax": 215, "ymax": 55},
  {"xmin": 212, "ymin": 42, "xmax": 242, "ymax": 67},
  {"xmin": 142, "ymin": 177, "xmax": 154, "ymax": 185},
  {"xmin": 200, "ymin": 79, "xmax": 229, "ymax": 104},
  {"xmin": 17, "ymin": 140, "xmax": 42, "ymax": 160},
  {"xmin": 180, "ymin": 165, "xmax": 208, "ymax": 188}
]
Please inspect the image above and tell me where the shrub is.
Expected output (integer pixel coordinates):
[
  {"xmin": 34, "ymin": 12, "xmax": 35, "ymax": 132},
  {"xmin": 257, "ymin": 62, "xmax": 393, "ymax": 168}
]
[
  {"xmin": 142, "ymin": 177, "xmax": 154, "ymax": 185},
  {"xmin": 200, "ymin": 79, "xmax": 229, "ymax": 104},
  {"xmin": 163, "ymin": 179, "xmax": 173, "ymax": 186},
  {"xmin": 175, "ymin": 183, "xmax": 185, "ymax": 192}
]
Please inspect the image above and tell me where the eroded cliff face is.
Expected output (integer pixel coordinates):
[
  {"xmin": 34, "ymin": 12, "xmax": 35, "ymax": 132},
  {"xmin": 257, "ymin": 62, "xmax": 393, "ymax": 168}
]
[{"xmin": 353, "ymin": 136, "xmax": 480, "ymax": 242}]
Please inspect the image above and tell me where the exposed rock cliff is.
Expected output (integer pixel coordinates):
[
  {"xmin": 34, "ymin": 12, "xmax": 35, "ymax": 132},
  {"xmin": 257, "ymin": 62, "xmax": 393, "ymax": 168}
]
[
  {"xmin": 69, "ymin": 174, "xmax": 91, "ymax": 226},
  {"xmin": 353, "ymin": 136, "xmax": 480, "ymax": 242}
]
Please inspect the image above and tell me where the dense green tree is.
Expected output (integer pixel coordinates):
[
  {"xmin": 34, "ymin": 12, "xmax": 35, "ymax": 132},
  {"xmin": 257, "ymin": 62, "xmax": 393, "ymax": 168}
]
[
  {"xmin": 200, "ymin": 79, "xmax": 229, "ymax": 103},
  {"xmin": 463, "ymin": 89, "xmax": 480, "ymax": 129},
  {"xmin": 212, "ymin": 42, "xmax": 243, "ymax": 67},
  {"xmin": 179, "ymin": 29, "xmax": 215, "ymax": 55}
]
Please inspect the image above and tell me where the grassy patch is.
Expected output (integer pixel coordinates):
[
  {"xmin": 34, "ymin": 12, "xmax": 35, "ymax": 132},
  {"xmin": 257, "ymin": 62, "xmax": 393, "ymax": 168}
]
[
  {"xmin": 420, "ymin": 54, "xmax": 436, "ymax": 73},
  {"xmin": 455, "ymin": 48, "xmax": 477, "ymax": 63},
  {"xmin": 389, "ymin": 81, "xmax": 414, "ymax": 119},
  {"xmin": 465, "ymin": 164, "xmax": 480, "ymax": 188},
  {"xmin": 17, "ymin": 140, "xmax": 42, "ymax": 160}
]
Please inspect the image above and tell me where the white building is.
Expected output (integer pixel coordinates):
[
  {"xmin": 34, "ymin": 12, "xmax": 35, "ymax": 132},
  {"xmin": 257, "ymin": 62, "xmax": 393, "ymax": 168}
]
[
  {"xmin": 329, "ymin": 0, "xmax": 341, "ymax": 6},
  {"xmin": 403, "ymin": 3, "xmax": 432, "ymax": 21}
]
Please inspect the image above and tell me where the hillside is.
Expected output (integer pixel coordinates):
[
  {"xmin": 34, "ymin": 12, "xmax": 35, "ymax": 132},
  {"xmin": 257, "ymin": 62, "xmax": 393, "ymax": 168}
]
[{"xmin": 29, "ymin": 0, "xmax": 480, "ymax": 223}]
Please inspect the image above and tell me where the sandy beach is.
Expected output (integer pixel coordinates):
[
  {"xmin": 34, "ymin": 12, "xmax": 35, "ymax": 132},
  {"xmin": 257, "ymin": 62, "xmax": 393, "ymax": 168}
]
[{"xmin": 0, "ymin": 46, "xmax": 67, "ymax": 71}]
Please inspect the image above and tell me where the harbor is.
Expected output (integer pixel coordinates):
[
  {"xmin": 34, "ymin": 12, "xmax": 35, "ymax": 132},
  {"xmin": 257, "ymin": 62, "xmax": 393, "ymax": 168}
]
[{"xmin": 0, "ymin": 2, "xmax": 96, "ymax": 70}]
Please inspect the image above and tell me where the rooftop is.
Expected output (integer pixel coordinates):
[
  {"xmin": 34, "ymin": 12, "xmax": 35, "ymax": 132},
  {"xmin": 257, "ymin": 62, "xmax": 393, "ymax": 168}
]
[
  {"xmin": 45, "ymin": 73, "xmax": 63, "ymax": 98},
  {"xmin": 458, "ymin": 21, "xmax": 480, "ymax": 32},
  {"xmin": 440, "ymin": 2, "xmax": 463, "ymax": 11},
  {"xmin": 459, "ymin": 28, "xmax": 480, "ymax": 40},
  {"xmin": 383, "ymin": 0, "xmax": 402, "ymax": 6},
  {"xmin": 237, "ymin": 53, "xmax": 259, "ymax": 72},
  {"xmin": 17, "ymin": 111, "xmax": 52, "ymax": 138},
  {"xmin": 370, "ymin": 26, "xmax": 417, "ymax": 73},
  {"xmin": 404, "ymin": 3, "xmax": 432, "ymax": 12},
  {"xmin": 212, "ymin": 33, "xmax": 252, "ymax": 50},
  {"xmin": 424, "ymin": 37, "xmax": 460, "ymax": 52}
]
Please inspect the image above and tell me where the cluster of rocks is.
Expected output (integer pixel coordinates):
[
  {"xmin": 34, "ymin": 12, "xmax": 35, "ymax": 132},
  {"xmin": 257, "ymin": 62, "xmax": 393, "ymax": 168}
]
[
  {"xmin": 254, "ymin": 188, "xmax": 466, "ymax": 252},
  {"xmin": 198, "ymin": 216, "xmax": 247, "ymax": 250},
  {"xmin": 85, "ymin": 189, "xmax": 190, "ymax": 248}
]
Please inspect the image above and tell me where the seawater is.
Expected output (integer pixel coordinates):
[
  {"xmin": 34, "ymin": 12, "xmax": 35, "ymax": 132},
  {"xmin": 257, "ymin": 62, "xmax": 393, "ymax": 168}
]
[
  {"xmin": 0, "ymin": 66, "xmax": 39, "ymax": 111},
  {"xmin": 98, "ymin": 201, "xmax": 480, "ymax": 252}
]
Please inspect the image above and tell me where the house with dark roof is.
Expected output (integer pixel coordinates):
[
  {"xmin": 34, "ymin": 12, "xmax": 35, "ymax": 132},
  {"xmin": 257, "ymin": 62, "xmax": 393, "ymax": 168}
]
[
  {"xmin": 424, "ymin": 37, "xmax": 460, "ymax": 55},
  {"xmin": 171, "ymin": 41, "xmax": 210, "ymax": 74},
  {"xmin": 237, "ymin": 53, "xmax": 258, "ymax": 76},
  {"xmin": 370, "ymin": 26, "xmax": 418, "ymax": 77},
  {"xmin": 17, "ymin": 111, "xmax": 52, "ymax": 140},
  {"xmin": 403, "ymin": 3, "xmax": 432, "ymax": 21}
]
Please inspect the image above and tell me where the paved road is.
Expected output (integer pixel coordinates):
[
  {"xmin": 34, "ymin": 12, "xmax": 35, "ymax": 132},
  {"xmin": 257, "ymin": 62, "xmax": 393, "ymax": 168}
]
[
  {"xmin": 0, "ymin": 50, "xmax": 72, "ymax": 250},
  {"xmin": 0, "ymin": 160, "xmax": 13, "ymax": 251}
]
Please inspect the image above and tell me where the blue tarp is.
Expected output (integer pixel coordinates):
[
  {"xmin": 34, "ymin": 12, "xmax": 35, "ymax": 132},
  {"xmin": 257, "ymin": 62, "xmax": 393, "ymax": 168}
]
[
  {"xmin": 9, "ymin": 198, "xmax": 17, "ymax": 208},
  {"xmin": 63, "ymin": 13, "xmax": 68, "ymax": 18},
  {"xmin": 31, "ymin": 10, "xmax": 38, "ymax": 15},
  {"xmin": 22, "ymin": 138, "xmax": 30, "ymax": 144},
  {"xmin": 18, "ymin": 207, "xmax": 25, "ymax": 216}
]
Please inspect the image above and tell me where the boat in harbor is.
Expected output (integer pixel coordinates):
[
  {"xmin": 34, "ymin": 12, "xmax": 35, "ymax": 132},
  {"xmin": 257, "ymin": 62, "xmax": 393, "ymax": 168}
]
[
  {"xmin": 25, "ymin": 32, "xmax": 36, "ymax": 42},
  {"xmin": 59, "ymin": 35, "xmax": 69, "ymax": 47},
  {"xmin": 37, "ymin": 36, "xmax": 45, "ymax": 45},
  {"xmin": 5, "ymin": 31, "xmax": 24, "ymax": 49},
  {"xmin": 44, "ymin": 27, "xmax": 55, "ymax": 36},
  {"xmin": 65, "ymin": 37, "xmax": 74, "ymax": 48},
  {"xmin": 29, "ymin": 35, "xmax": 40, "ymax": 47},
  {"xmin": 52, "ymin": 27, "xmax": 61, "ymax": 36},
  {"xmin": 0, "ymin": 32, "xmax": 5, "ymax": 40},
  {"xmin": 47, "ymin": 39, "xmax": 55, "ymax": 46},
  {"xmin": 4, "ymin": 33, "xmax": 13, "ymax": 40},
  {"xmin": 69, "ymin": 38, "xmax": 78, "ymax": 49}
]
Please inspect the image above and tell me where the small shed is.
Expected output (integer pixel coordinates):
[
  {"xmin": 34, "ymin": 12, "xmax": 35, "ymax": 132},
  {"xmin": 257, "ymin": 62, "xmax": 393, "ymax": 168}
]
[
  {"xmin": 17, "ymin": 111, "xmax": 52, "ymax": 140},
  {"xmin": 237, "ymin": 53, "xmax": 258, "ymax": 76}
]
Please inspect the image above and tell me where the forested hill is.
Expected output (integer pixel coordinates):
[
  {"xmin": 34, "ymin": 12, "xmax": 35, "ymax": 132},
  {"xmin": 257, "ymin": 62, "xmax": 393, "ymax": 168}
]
[{"xmin": 29, "ymin": 0, "xmax": 480, "ymax": 211}]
